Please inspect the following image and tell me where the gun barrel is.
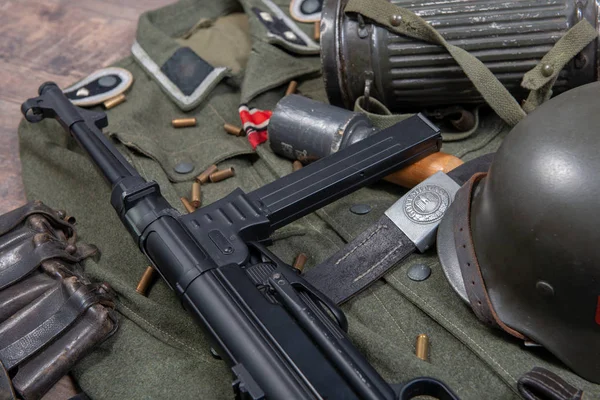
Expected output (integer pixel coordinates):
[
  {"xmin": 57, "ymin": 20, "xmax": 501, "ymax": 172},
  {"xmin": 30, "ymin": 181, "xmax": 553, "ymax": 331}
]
[{"xmin": 22, "ymin": 82, "xmax": 140, "ymax": 188}]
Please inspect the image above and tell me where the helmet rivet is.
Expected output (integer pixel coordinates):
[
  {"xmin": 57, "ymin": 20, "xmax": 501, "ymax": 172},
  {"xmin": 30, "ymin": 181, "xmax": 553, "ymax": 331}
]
[
  {"xmin": 390, "ymin": 15, "xmax": 402, "ymax": 26},
  {"xmin": 541, "ymin": 64, "xmax": 554, "ymax": 77},
  {"xmin": 536, "ymin": 281, "xmax": 554, "ymax": 297}
]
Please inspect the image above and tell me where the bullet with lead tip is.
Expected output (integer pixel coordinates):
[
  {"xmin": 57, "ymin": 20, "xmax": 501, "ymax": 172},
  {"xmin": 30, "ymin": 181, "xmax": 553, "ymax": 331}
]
[
  {"xmin": 285, "ymin": 80, "xmax": 298, "ymax": 96},
  {"xmin": 209, "ymin": 167, "xmax": 235, "ymax": 183},
  {"xmin": 292, "ymin": 160, "xmax": 303, "ymax": 172},
  {"xmin": 415, "ymin": 334, "xmax": 430, "ymax": 361},
  {"xmin": 180, "ymin": 197, "xmax": 196, "ymax": 213},
  {"xmin": 196, "ymin": 164, "xmax": 218, "ymax": 184},
  {"xmin": 293, "ymin": 253, "xmax": 308, "ymax": 273},
  {"xmin": 224, "ymin": 123, "xmax": 245, "ymax": 136},
  {"xmin": 136, "ymin": 266, "xmax": 156, "ymax": 296},
  {"xmin": 172, "ymin": 117, "xmax": 197, "ymax": 128},
  {"xmin": 103, "ymin": 93, "xmax": 126, "ymax": 109},
  {"xmin": 191, "ymin": 181, "xmax": 201, "ymax": 208}
]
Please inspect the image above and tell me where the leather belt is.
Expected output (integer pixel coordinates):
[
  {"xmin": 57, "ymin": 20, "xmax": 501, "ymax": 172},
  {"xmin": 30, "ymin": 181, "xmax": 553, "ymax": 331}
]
[
  {"xmin": 304, "ymin": 154, "xmax": 495, "ymax": 305},
  {"xmin": 305, "ymin": 171, "xmax": 460, "ymax": 305}
]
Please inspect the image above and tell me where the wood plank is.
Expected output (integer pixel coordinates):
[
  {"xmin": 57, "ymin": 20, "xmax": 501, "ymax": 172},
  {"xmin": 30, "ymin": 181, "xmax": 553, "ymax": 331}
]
[
  {"xmin": 0, "ymin": 0, "xmax": 177, "ymax": 395},
  {"xmin": 0, "ymin": 1, "xmax": 177, "ymax": 395},
  {"xmin": 0, "ymin": 1, "xmax": 177, "ymax": 397},
  {"xmin": 0, "ymin": 61, "xmax": 82, "ymax": 105},
  {"xmin": 0, "ymin": 99, "xmax": 26, "ymax": 215},
  {"xmin": 73, "ymin": 0, "xmax": 149, "ymax": 22},
  {"xmin": 0, "ymin": 0, "xmax": 138, "ymax": 77},
  {"xmin": 0, "ymin": 0, "xmax": 176, "ymax": 216}
]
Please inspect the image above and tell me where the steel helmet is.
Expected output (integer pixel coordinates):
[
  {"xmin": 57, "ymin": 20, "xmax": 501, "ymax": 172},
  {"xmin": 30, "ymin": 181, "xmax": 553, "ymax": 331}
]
[{"xmin": 437, "ymin": 81, "xmax": 600, "ymax": 383}]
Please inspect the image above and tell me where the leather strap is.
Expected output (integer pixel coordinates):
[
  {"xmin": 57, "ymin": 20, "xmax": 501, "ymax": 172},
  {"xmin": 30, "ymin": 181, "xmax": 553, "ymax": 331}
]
[
  {"xmin": 12, "ymin": 304, "xmax": 118, "ymax": 400},
  {"xmin": 305, "ymin": 214, "xmax": 416, "ymax": 305},
  {"xmin": 0, "ymin": 273, "xmax": 57, "ymax": 324},
  {"xmin": 0, "ymin": 201, "xmax": 72, "ymax": 238},
  {"xmin": 305, "ymin": 157, "xmax": 494, "ymax": 305},
  {"xmin": 0, "ymin": 361, "xmax": 15, "ymax": 400},
  {"xmin": 0, "ymin": 232, "xmax": 95, "ymax": 291},
  {"xmin": 518, "ymin": 367, "xmax": 584, "ymax": 400},
  {"xmin": 452, "ymin": 173, "xmax": 527, "ymax": 340},
  {"xmin": 0, "ymin": 279, "xmax": 113, "ymax": 370}
]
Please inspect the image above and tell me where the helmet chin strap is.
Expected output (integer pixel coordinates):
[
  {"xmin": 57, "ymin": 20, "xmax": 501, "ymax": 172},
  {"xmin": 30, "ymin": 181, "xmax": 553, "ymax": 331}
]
[{"xmin": 452, "ymin": 173, "xmax": 528, "ymax": 341}]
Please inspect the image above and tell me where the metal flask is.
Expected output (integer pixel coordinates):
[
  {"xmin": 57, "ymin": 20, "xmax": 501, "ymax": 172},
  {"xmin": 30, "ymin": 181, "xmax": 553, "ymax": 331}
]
[{"xmin": 321, "ymin": 0, "xmax": 600, "ymax": 112}]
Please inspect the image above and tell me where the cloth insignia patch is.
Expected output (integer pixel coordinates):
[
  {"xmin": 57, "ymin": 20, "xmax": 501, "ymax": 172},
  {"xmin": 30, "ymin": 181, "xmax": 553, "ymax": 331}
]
[
  {"xmin": 161, "ymin": 47, "xmax": 215, "ymax": 96},
  {"xmin": 131, "ymin": 41, "xmax": 229, "ymax": 111},
  {"xmin": 251, "ymin": 0, "xmax": 320, "ymax": 54},
  {"xmin": 253, "ymin": 7, "xmax": 307, "ymax": 46},
  {"xmin": 238, "ymin": 105, "xmax": 272, "ymax": 150},
  {"xmin": 289, "ymin": 0, "xmax": 323, "ymax": 23}
]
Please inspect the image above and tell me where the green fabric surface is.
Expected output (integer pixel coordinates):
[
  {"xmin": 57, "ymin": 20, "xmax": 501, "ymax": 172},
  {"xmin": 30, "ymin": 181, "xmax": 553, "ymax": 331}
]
[
  {"xmin": 521, "ymin": 20, "xmax": 598, "ymax": 113},
  {"xmin": 17, "ymin": 0, "xmax": 600, "ymax": 399},
  {"xmin": 353, "ymin": 96, "xmax": 482, "ymax": 142}
]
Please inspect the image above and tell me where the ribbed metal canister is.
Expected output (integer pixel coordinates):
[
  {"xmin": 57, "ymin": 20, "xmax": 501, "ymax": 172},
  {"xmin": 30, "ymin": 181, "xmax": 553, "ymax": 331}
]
[{"xmin": 321, "ymin": 0, "xmax": 600, "ymax": 112}]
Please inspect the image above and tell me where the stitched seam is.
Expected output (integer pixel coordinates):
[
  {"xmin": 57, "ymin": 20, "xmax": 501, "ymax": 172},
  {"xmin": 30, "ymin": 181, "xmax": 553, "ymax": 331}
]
[
  {"xmin": 335, "ymin": 225, "xmax": 387, "ymax": 266},
  {"xmin": 531, "ymin": 380, "xmax": 568, "ymax": 400},
  {"xmin": 112, "ymin": 136, "xmax": 245, "ymax": 154},
  {"xmin": 535, "ymin": 370, "xmax": 577, "ymax": 395},
  {"xmin": 372, "ymin": 291, "xmax": 409, "ymax": 345},
  {"xmin": 305, "ymin": 219, "xmax": 339, "ymax": 248},
  {"xmin": 119, "ymin": 303, "xmax": 204, "ymax": 358},
  {"xmin": 242, "ymin": 161, "xmax": 263, "ymax": 190},
  {"xmin": 388, "ymin": 274, "xmax": 517, "ymax": 383},
  {"xmin": 353, "ymin": 242, "xmax": 404, "ymax": 283},
  {"xmin": 208, "ymin": 103, "xmax": 227, "ymax": 124}
]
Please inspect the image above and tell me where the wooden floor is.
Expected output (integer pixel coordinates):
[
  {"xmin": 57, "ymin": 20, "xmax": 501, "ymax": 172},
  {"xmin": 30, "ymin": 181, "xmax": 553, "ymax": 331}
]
[
  {"xmin": 0, "ymin": 0, "xmax": 175, "ymax": 215},
  {"xmin": 0, "ymin": 0, "xmax": 175, "ymax": 397}
]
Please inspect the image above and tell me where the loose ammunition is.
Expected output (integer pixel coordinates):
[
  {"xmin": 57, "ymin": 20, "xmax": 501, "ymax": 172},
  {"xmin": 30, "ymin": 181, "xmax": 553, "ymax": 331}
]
[
  {"xmin": 314, "ymin": 21, "xmax": 321, "ymax": 41},
  {"xmin": 285, "ymin": 80, "xmax": 298, "ymax": 96},
  {"xmin": 415, "ymin": 334, "xmax": 430, "ymax": 361},
  {"xmin": 209, "ymin": 167, "xmax": 235, "ymax": 183},
  {"xmin": 136, "ymin": 266, "xmax": 155, "ymax": 296},
  {"xmin": 103, "ymin": 93, "xmax": 126, "ymax": 109},
  {"xmin": 292, "ymin": 160, "xmax": 303, "ymax": 172},
  {"xmin": 180, "ymin": 197, "xmax": 196, "ymax": 213},
  {"xmin": 191, "ymin": 181, "xmax": 202, "ymax": 208},
  {"xmin": 172, "ymin": 117, "xmax": 197, "ymax": 128},
  {"xmin": 293, "ymin": 253, "xmax": 308, "ymax": 273},
  {"xmin": 196, "ymin": 164, "xmax": 219, "ymax": 184},
  {"xmin": 224, "ymin": 123, "xmax": 245, "ymax": 136}
]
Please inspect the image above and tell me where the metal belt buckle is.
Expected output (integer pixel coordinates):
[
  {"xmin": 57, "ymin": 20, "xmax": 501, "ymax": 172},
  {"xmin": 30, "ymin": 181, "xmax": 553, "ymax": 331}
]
[{"xmin": 385, "ymin": 172, "xmax": 460, "ymax": 252}]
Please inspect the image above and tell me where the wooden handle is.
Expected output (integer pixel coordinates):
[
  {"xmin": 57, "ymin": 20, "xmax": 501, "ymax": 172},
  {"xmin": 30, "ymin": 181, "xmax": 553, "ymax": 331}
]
[{"xmin": 384, "ymin": 152, "xmax": 463, "ymax": 188}]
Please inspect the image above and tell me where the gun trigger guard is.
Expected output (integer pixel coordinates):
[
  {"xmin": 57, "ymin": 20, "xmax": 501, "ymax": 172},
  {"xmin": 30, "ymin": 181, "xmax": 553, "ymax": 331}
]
[{"xmin": 392, "ymin": 377, "xmax": 460, "ymax": 400}]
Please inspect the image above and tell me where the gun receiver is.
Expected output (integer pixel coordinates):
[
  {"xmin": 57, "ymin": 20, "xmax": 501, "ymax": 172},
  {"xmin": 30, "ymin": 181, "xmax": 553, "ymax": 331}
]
[{"xmin": 22, "ymin": 83, "xmax": 458, "ymax": 400}]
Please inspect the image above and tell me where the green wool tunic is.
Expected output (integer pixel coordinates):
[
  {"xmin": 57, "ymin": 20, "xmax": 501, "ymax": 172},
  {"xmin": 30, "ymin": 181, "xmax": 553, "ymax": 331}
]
[{"xmin": 18, "ymin": 0, "xmax": 600, "ymax": 398}]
